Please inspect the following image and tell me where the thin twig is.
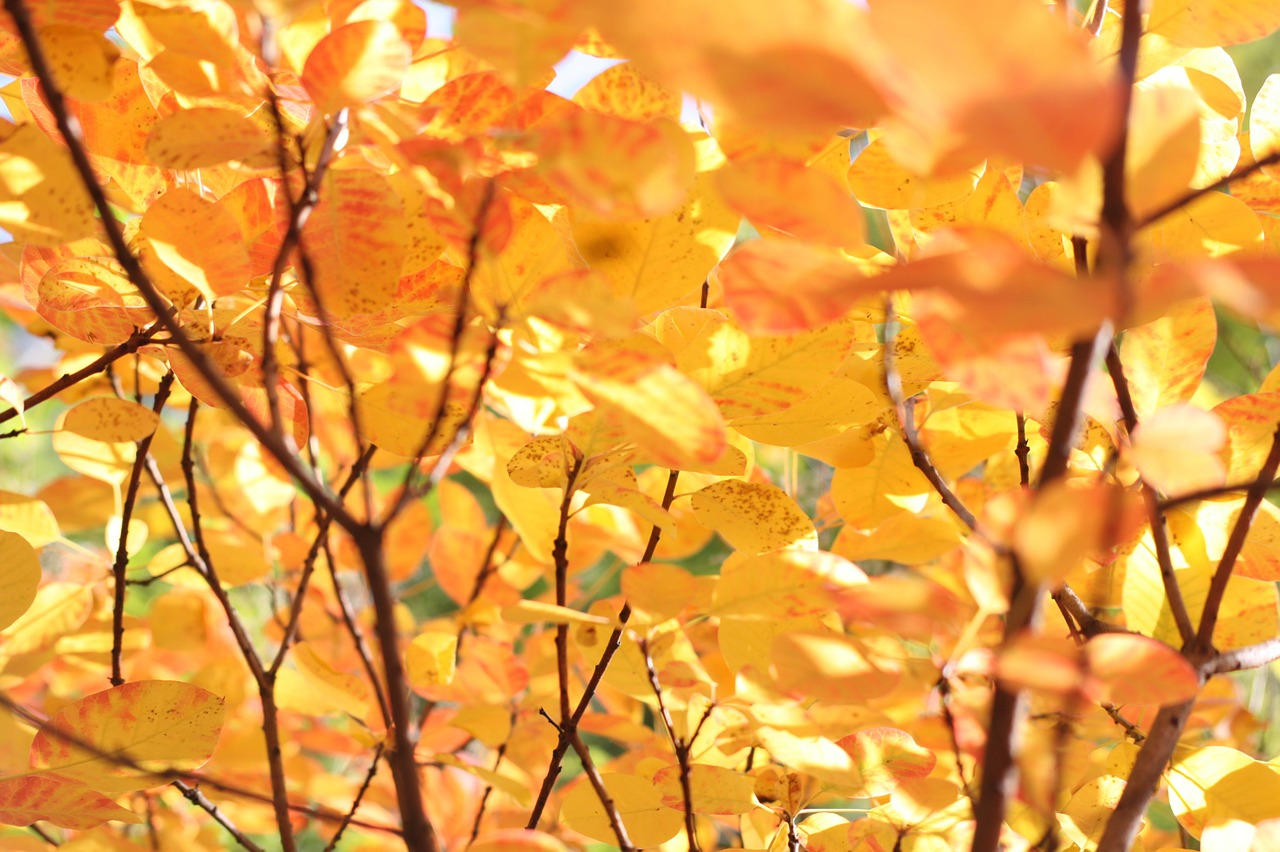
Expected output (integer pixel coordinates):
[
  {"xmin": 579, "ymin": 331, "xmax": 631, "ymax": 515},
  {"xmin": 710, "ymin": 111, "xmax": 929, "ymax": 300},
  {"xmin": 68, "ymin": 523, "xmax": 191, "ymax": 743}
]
[
  {"xmin": 0, "ymin": 325, "xmax": 163, "ymax": 427},
  {"xmin": 110, "ymin": 372, "xmax": 174, "ymax": 685},
  {"xmin": 4, "ymin": 0, "xmax": 357, "ymax": 537},
  {"xmin": 171, "ymin": 780, "xmax": 265, "ymax": 852},
  {"xmin": 641, "ymin": 639, "xmax": 700, "ymax": 851},
  {"xmin": 323, "ymin": 743, "xmax": 384, "ymax": 852},
  {"xmin": 566, "ymin": 729, "xmax": 636, "ymax": 852},
  {"xmin": 1138, "ymin": 147, "xmax": 1280, "ymax": 227},
  {"xmin": 1104, "ymin": 345, "xmax": 1195, "ymax": 645}
]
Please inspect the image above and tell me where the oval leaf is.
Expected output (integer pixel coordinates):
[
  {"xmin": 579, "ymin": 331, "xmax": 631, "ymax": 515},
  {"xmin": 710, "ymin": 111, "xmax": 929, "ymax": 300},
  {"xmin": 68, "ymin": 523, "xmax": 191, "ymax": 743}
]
[{"xmin": 62, "ymin": 397, "xmax": 160, "ymax": 444}]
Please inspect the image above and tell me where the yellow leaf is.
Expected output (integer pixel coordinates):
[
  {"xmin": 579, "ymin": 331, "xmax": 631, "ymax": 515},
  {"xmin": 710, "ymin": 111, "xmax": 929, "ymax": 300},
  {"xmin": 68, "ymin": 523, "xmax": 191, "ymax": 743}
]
[
  {"xmin": 1, "ymin": 582, "xmax": 93, "ymax": 655},
  {"xmin": 691, "ymin": 479, "xmax": 816, "ymax": 554},
  {"xmin": 771, "ymin": 630, "xmax": 900, "ymax": 705},
  {"xmin": 434, "ymin": 752, "xmax": 532, "ymax": 806},
  {"xmin": 1015, "ymin": 481, "xmax": 1119, "ymax": 585},
  {"xmin": 712, "ymin": 549, "xmax": 864, "ymax": 619},
  {"xmin": 62, "ymin": 397, "xmax": 160, "ymax": 444},
  {"xmin": 0, "ymin": 531, "xmax": 40, "ymax": 633},
  {"xmin": 30, "ymin": 681, "xmax": 225, "ymax": 793},
  {"xmin": 572, "ymin": 338, "xmax": 728, "ymax": 473},
  {"xmin": 0, "ymin": 491, "xmax": 61, "ymax": 548},
  {"xmin": 1251, "ymin": 75, "xmax": 1280, "ymax": 181},
  {"xmin": 1119, "ymin": 297, "xmax": 1216, "ymax": 420},
  {"xmin": 501, "ymin": 600, "xmax": 610, "ymax": 626},
  {"xmin": 145, "ymin": 107, "xmax": 274, "ymax": 170},
  {"xmin": 1126, "ymin": 71, "xmax": 1203, "ymax": 222},
  {"xmin": 507, "ymin": 435, "xmax": 579, "ymax": 490},
  {"xmin": 573, "ymin": 171, "xmax": 738, "ymax": 315},
  {"xmin": 847, "ymin": 136, "xmax": 980, "ymax": 210},
  {"xmin": 0, "ymin": 124, "xmax": 97, "ymax": 246},
  {"xmin": 292, "ymin": 642, "xmax": 371, "ymax": 720},
  {"xmin": 449, "ymin": 705, "xmax": 512, "ymax": 748},
  {"xmin": 1169, "ymin": 747, "xmax": 1280, "ymax": 839},
  {"xmin": 654, "ymin": 764, "xmax": 757, "ymax": 814},
  {"xmin": 1129, "ymin": 404, "xmax": 1227, "ymax": 496},
  {"xmin": 620, "ymin": 563, "xmax": 706, "ymax": 622},
  {"xmin": 36, "ymin": 24, "xmax": 119, "ymax": 102},
  {"xmin": 832, "ymin": 514, "xmax": 962, "ymax": 565},
  {"xmin": 470, "ymin": 829, "xmax": 569, "ymax": 852},
  {"xmin": 655, "ymin": 308, "xmax": 854, "ymax": 422},
  {"xmin": 302, "ymin": 20, "xmax": 411, "ymax": 112},
  {"xmin": 1149, "ymin": 0, "xmax": 1280, "ymax": 47},
  {"xmin": 0, "ymin": 775, "xmax": 141, "ymax": 830},
  {"xmin": 405, "ymin": 631, "xmax": 458, "ymax": 688},
  {"xmin": 836, "ymin": 728, "xmax": 937, "ymax": 797},
  {"xmin": 560, "ymin": 772, "xmax": 684, "ymax": 848},
  {"xmin": 754, "ymin": 728, "xmax": 862, "ymax": 790},
  {"xmin": 51, "ymin": 413, "xmax": 134, "ymax": 485},
  {"xmin": 147, "ymin": 591, "xmax": 206, "ymax": 652},
  {"xmin": 831, "ymin": 432, "xmax": 932, "ymax": 529}
]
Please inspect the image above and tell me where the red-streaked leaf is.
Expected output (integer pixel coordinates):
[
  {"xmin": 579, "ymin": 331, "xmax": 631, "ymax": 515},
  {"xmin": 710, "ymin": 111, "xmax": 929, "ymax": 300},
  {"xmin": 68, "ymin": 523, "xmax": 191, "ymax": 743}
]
[
  {"xmin": 714, "ymin": 240, "xmax": 888, "ymax": 335},
  {"xmin": 0, "ymin": 775, "xmax": 141, "ymax": 830},
  {"xmin": 836, "ymin": 728, "xmax": 937, "ymax": 796},
  {"xmin": 1085, "ymin": 633, "xmax": 1200, "ymax": 707},
  {"xmin": 140, "ymin": 189, "xmax": 253, "ymax": 300},
  {"xmin": 30, "ymin": 681, "xmax": 225, "ymax": 793},
  {"xmin": 36, "ymin": 257, "xmax": 152, "ymax": 345}
]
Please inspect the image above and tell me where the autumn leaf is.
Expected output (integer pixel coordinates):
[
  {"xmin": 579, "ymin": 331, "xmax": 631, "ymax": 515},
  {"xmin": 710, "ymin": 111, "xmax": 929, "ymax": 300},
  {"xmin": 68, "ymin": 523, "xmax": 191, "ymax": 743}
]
[{"xmin": 30, "ymin": 681, "xmax": 225, "ymax": 792}]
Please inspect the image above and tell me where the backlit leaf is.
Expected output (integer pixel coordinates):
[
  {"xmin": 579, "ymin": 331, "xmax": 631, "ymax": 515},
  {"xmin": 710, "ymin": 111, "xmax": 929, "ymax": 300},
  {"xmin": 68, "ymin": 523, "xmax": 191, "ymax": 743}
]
[
  {"xmin": 560, "ymin": 772, "xmax": 684, "ymax": 848},
  {"xmin": 0, "ymin": 491, "xmax": 60, "ymax": 548},
  {"xmin": 1149, "ymin": 0, "xmax": 1280, "ymax": 47},
  {"xmin": 140, "ymin": 188, "xmax": 253, "ymax": 301},
  {"xmin": 62, "ymin": 397, "xmax": 159, "ymax": 444},
  {"xmin": 0, "ymin": 124, "xmax": 97, "ymax": 246},
  {"xmin": 405, "ymin": 631, "xmax": 458, "ymax": 689},
  {"xmin": 145, "ymin": 107, "xmax": 273, "ymax": 170},
  {"xmin": 654, "ymin": 764, "xmax": 756, "ymax": 814},
  {"xmin": 1118, "ymin": 297, "xmax": 1216, "ymax": 420},
  {"xmin": 771, "ymin": 630, "xmax": 900, "ymax": 705},
  {"xmin": 302, "ymin": 20, "xmax": 411, "ymax": 112},
  {"xmin": 836, "ymin": 728, "xmax": 937, "ymax": 797},
  {"xmin": 30, "ymin": 681, "xmax": 225, "ymax": 793},
  {"xmin": 0, "ymin": 530, "xmax": 40, "ymax": 632},
  {"xmin": 714, "ymin": 154, "xmax": 865, "ymax": 247},
  {"xmin": 1129, "ymin": 404, "xmax": 1227, "ymax": 496},
  {"xmin": 691, "ymin": 479, "xmax": 817, "ymax": 554},
  {"xmin": 0, "ymin": 775, "xmax": 141, "ymax": 830}
]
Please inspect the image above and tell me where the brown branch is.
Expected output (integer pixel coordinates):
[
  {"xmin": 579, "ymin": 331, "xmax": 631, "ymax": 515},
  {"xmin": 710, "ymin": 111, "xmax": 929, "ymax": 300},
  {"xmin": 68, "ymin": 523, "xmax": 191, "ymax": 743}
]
[
  {"xmin": 180, "ymin": 400, "xmax": 296, "ymax": 851},
  {"xmin": 0, "ymin": 325, "xmax": 162, "ymax": 427},
  {"xmin": 110, "ymin": 371, "xmax": 174, "ymax": 686},
  {"xmin": 1104, "ymin": 345, "xmax": 1195, "ymax": 645},
  {"xmin": 1194, "ymin": 422, "xmax": 1280, "ymax": 649},
  {"xmin": 567, "ymin": 729, "xmax": 636, "ymax": 852},
  {"xmin": 323, "ymin": 743, "xmax": 384, "ymax": 852},
  {"xmin": 555, "ymin": 456, "xmax": 585, "ymax": 723},
  {"xmin": 1, "ymin": 0, "xmax": 356, "ymax": 533},
  {"xmin": 1203, "ymin": 637, "xmax": 1280, "ymax": 676},
  {"xmin": 467, "ymin": 706, "xmax": 517, "ymax": 844},
  {"xmin": 261, "ymin": 104, "xmax": 349, "ymax": 440},
  {"xmin": 323, "ymin": 537, "xmax": 393, "ymax": 727},
  {"xmin": 882, "ymin": 300, "xmax": 981, "ymax": 534},
  {"xmin": 268, "ymin": 447, "xmax": 374, "ymax": 677},
  {"xmin": 1158, "ymin": 475, "xmax": 1280, "ymax": 511},
  {"xmin": 351, "ymin": 526, "xmax": 440, "ymax": 852},
  {"xmin": 1138, "ymin": 147, "xmax": 1280, "ymax": 227},
  {"xmin": 171, "ymin": 780, "xmax": 265, "ymax": 852},
  {"xmin": 527, "ymin": 468, "xmax": 681, "ymax": 828},
  {"xmin": 28, "ymin": 823, "xmax": 58, "ymax": 845},
  {"xmin": 1015, "ymin": 412, "xmax": 1032, "ymax": 486},
  {"xmin": 641, "ymin": 639, "xmax": 700, "ymax": 851}
]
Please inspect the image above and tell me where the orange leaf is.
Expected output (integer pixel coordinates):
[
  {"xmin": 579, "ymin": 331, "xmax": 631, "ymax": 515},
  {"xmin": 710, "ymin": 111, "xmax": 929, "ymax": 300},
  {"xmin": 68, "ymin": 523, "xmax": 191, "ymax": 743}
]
[
  {"xmin": 1149, "ymin": 0, "xmax": 1280, "ymax": 46},
  {"xmin": 36, "ymin": 257, "xmax": 152, "ymax": 345},
  {"xmin": 1118, "ymin": 298, "xmax": 1216, "ymax": 420},
  {"xmin": 302, "ymin": 20, "xmax": 411, "ymax": 112},
  {"xmin": 0, "ymin": 775, "xmax": 141, "ymax": 830},
  {"xmin": 0, "ymin": 530, "xmax": 40, "ymax": 632},
  {"xmin": 140, "ymin": 188, "xmax": 253, "ymax": 300},
  {"xmin": 301, "ymin": 169, "xmax": 408, "ymax": 316},
  {"xmin": 835, "ymin": 728, "xmax": 937, "ymax": 796},
  {"xmin": 1084, "ymin": 633, "xmax": 1200, "ymax": 706},
  {"xmin": 714, "ymin": 154, "xmax": 865, "ymax": 247},
  {"xmin": 62, "ymin": 397, "xmax": 159, "ymax": 443},
  {"xmin": 714, "ymin": 240, "xmax": 882, "ymax": 336},
  {"xmin": 30, "ymin": 681, "xmax": 225, "ymax": 792},
  {"xmin": 573, "ymin": 61, "xmax": 681, "ymax": 122},
  {"xmin": 145, "ymin": 107, "xmax": 274, "ymax": 170},
  {"xmin": 868, "ymin": 0, "xmax": 1121, "ymax": 173}
]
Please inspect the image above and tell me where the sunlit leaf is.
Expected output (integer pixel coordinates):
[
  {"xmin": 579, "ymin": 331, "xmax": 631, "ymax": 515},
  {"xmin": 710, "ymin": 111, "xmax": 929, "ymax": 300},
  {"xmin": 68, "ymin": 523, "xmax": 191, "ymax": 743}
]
[
  {"xmin": 62, "ymin": 397, "xmax": 159, "ymax": 444},
  {"xmin": 691, "ymin": 479, "xmax": 817, "ymax": 554},
  {"xmin": 0, "ymin": 775, "xmax": 141, "ymax": 830},
  {"xmin": 302, "ymin": 20, "xmax": 411, "ymax": 112},
  {"xmin": 654, "ymin": 764, "xmax": 756, "ymax": 815},
  {"xmin": 560, "ymin": 772, "xmax": 683, "ymax": 848},
  {"xmin": 30, "ymin": 681, "xmax": 225, "ymax": 792}
]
